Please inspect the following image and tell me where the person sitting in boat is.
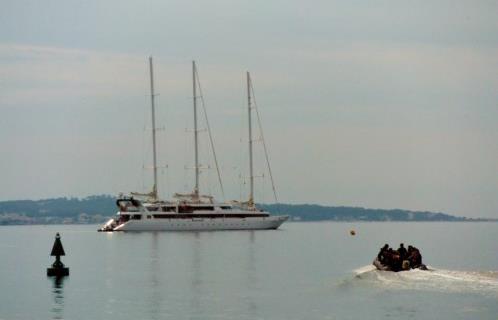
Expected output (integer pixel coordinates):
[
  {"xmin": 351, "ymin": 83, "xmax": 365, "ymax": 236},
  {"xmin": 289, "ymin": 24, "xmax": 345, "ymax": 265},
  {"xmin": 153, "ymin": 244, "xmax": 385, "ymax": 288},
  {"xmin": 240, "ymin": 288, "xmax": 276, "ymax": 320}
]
[
  {"xmin": 389, "ymin": 248, "xmax": 402, "ymax": 272},
  {"xmin": 397, "ymin": 243, "xmax": 407, "ymax": 260},
  {"xmin": 407, "ymin": 245, "xmax": 423, "ymax": 268},
  {"xmin": 374, "ymin": 243, "xmax": 427, "ymax": 271},
  {"xmin": 380, "ymin": 247, "xmax": 396, "ymax": 271},
  {"xmin": 377, "ymin": 244, "xmax": 389, "ymax": 263}
]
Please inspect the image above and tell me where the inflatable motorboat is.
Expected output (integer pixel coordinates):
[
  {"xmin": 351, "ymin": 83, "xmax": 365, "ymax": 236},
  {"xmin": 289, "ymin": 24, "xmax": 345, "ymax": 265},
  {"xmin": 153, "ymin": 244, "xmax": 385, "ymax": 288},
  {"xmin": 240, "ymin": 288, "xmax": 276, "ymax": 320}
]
[
  {"xmin": 373, "ymin": 257, "xmax": 428, "ymax": 272},
  {"xmin": 373, "ymin": 243, "xmax": 429, "ymax": 272}
]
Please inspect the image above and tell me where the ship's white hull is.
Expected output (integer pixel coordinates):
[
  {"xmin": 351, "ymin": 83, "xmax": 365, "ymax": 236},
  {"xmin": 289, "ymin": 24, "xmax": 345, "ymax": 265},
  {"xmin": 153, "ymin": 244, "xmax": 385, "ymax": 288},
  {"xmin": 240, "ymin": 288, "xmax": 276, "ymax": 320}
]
[{"xmin": 112, "ymin": 215, "xmax": 288, "ymax": 231}]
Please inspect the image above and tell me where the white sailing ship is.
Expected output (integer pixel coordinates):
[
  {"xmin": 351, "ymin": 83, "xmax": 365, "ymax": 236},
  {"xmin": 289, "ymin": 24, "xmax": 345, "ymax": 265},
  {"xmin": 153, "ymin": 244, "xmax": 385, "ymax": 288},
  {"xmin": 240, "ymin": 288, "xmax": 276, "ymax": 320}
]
[{"xmin": 99, "ymin": 58, "xmax": 288, "ymax": 231}]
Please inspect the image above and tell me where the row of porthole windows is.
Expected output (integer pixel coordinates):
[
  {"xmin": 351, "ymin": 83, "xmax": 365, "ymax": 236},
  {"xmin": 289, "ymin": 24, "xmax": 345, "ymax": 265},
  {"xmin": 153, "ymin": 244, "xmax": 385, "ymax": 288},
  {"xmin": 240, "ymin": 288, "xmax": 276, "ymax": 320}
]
[
  {"xmin": 138, "ymin": 217, "xmax": 258, "ymax": 228},
  {"xmin": 150, "ymin": 223, "xmax": 250, "ymax": 227},
  {"xmin": 145, "ymin": 215, "xmax": 252, "ymax": 221}
]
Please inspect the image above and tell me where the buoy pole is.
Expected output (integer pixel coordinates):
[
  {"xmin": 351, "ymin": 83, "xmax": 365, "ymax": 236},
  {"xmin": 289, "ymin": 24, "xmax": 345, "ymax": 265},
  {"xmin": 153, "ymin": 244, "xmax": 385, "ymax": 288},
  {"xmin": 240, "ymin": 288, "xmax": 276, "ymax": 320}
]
[{"xmin": 47, "ymin": 233, "xmax": 69, "ymax": 277}]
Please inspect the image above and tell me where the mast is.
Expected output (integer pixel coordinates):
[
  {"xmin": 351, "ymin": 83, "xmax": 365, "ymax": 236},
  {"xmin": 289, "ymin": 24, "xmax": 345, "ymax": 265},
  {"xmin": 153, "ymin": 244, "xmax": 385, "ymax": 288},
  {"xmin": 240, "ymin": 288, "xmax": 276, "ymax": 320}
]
[
  {"xmin": 247, "ymin": 72, "xmax": 255, "ymax": 208},
  {"xmin": 149, "ymin": 56, "xmax": 158, "ymax": 200},
  {"xmin": 193, "ymin": 61, "xmax": 200, "ymax": 199}
]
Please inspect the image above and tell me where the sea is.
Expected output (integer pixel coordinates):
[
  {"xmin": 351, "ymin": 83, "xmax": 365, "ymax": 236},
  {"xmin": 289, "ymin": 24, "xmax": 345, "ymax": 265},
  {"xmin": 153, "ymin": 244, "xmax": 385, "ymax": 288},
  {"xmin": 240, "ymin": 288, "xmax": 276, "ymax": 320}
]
[{"xmin": 1, "ymin": 222, "xmax": 497, "ymax": 320}]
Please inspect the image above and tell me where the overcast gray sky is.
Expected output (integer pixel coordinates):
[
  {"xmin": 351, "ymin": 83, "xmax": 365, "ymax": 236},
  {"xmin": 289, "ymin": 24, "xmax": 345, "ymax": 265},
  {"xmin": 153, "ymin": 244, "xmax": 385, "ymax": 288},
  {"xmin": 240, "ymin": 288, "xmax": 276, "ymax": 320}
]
[{"xmin": 1, "ymin": 0, "xmax": 497, "ymax": 218}]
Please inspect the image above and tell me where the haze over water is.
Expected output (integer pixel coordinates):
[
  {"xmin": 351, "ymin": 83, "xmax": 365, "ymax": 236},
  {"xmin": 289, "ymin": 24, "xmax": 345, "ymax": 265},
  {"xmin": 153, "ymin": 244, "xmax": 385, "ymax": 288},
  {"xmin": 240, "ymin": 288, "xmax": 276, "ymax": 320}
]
[
  {"xmin": 1, "ymin": 222, "xmax": 497, "ymax": 320},
  {"xmin": 2, "ymin": 1, "xmax": 498, "ymax": 219}
]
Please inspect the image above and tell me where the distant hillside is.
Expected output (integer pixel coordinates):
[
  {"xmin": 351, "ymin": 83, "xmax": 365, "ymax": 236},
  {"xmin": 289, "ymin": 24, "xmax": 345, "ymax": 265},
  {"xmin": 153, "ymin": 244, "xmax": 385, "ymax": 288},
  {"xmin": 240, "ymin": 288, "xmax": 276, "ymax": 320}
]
[
  {"xmin": 0, "ymin": 195, "xmax": 116, "ymax": 225},
  {"xmin": 259, "ymin": 204, "xmax": 467, "ymax": 222},
  {"xmin": 0, "ymin": 195, "xmax": 476, "ymax": 225}
]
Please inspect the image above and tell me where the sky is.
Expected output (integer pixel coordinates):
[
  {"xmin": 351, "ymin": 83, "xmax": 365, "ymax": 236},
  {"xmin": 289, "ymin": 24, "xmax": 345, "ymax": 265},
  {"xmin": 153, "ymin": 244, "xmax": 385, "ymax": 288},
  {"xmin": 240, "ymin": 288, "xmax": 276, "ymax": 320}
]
[{"xmin": 0, "ymin": 0, "xmax": 497, "ymax": 218}]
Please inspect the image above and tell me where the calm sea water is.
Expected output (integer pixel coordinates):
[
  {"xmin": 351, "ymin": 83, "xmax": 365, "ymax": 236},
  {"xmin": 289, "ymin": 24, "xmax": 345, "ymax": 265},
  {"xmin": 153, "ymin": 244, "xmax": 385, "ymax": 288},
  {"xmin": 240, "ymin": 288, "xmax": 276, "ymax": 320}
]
[{"xmin": 1, "ymin": 222, "xmax": 497, "ymax": 320}]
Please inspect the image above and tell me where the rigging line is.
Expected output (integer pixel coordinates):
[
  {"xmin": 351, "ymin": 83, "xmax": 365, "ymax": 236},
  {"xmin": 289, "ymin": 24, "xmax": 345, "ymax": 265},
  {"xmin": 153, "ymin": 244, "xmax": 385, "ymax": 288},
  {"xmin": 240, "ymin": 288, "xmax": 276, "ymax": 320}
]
[
  {"xmin": 194, "ymin": 66, "xmax": 226, "ymax": 201},
  {"xmin": 162, "ymin": 91, "xmax": 168, "ymax": 200},
  {"xmin": 249, "ymin": 78, "xmax": 279, "ymax": 204},
  {"xmin": 141, "ymin": 94, "xmax": 148, "ymax": 192},
  {"xmin": 183, "ymin": 113, "xmax": 189, "ymax": 193},
  {"xmin": 238, "ymin": 92, "xmax": 245, "ymax": 203},
  {"xmin": 166, "ymin": 166, "xmax": 170, "ymax": 199}
]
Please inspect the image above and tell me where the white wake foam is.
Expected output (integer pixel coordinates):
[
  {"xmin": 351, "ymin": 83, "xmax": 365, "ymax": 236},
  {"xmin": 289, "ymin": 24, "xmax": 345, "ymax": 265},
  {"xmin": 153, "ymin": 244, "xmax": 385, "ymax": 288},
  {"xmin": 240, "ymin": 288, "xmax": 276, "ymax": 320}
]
[{"xmin": 352, "ymin": 265, "xmax": 498, "ymax": 296}]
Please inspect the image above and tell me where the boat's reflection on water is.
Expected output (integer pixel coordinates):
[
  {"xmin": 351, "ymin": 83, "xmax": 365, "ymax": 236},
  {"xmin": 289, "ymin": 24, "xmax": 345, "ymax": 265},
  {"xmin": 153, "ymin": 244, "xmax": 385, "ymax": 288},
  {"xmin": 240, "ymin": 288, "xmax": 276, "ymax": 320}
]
[
  {"xmin": 188, "ymin": 231, "xmax": 260, "ymax": 319},
  {"xmin": 50, "ymin": 276, "xmax": 65, "ymax": 320},
  {"xmin": 189, "ymin": 232, "xmax": 202, "ymax": 318},
  {"xmin": 148, "ymin": 232, "xmax": 161, "ymax": 320},
  {"xmin": 143, "ymin": 230, "xmax": 261, "ymax": 319},
  {"xmin": 246, "ymin": 231, "xmax": 258, "ymax": 317}
]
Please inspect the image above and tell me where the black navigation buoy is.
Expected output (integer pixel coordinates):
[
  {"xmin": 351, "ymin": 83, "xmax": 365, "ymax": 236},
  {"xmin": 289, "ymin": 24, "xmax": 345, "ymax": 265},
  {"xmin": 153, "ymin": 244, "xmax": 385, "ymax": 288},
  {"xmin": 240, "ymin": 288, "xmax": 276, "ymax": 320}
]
[{"xmin": 47, "ymin": 233, "xmax": 69, "ymax": 277}]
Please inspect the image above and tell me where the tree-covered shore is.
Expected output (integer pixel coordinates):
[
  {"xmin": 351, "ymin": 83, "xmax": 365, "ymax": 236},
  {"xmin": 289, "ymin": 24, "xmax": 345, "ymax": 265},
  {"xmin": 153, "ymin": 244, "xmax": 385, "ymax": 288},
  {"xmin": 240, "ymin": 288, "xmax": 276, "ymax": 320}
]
[{"xmin": 0, "ymin": 195, "xmax": 487, "ymax": 225}]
